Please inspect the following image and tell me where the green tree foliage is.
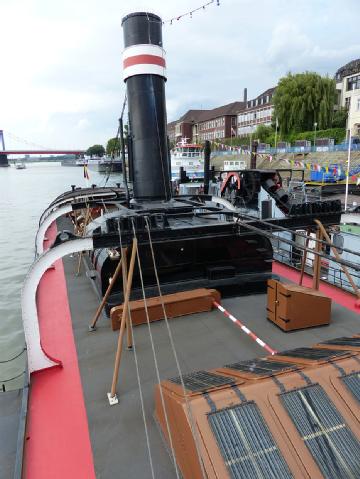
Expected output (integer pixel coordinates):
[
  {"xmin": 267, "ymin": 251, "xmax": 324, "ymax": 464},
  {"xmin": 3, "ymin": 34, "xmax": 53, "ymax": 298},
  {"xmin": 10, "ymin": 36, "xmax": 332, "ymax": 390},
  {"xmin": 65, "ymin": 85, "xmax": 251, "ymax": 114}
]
[
  {"xmin": 106, "ymin": 137, "xmax": 121, "ymax": 156},
  {"xmin": 273, "ymin": 72, "xmax": 336, "ymax": 135},
  {"xmin": 86, "ymin": 144, "xmax": 105, "ymax": 157},
  {"xmin": 254, "ymin": 124, "xmax": 274, "ymax": 143},
  {"xmin": 332, "ymin": 107, "xmax": 348, "ymax": 128}
]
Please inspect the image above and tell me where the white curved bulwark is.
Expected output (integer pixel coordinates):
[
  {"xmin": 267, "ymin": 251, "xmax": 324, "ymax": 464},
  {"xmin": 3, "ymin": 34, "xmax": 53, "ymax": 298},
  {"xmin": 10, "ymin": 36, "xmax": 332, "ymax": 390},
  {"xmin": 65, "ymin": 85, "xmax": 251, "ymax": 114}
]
[
  {"xmin": 35, "ymin": 204, "xmax": 73, "ymax": 256},
  {"xmin": 22, "ymin": 237, "xmax": 94, "ymax": 374},
  {"xmin": 122, "ymin": 44, "xmax": 166, "ymax": 81}
]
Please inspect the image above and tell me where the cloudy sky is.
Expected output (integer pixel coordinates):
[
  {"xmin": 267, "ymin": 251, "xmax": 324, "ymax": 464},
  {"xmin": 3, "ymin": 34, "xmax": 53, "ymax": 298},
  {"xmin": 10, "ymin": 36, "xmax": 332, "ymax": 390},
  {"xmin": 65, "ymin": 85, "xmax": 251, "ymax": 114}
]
[{"xmin": 1, "ymin": 0, "xmax": 359, "ymax": 149}]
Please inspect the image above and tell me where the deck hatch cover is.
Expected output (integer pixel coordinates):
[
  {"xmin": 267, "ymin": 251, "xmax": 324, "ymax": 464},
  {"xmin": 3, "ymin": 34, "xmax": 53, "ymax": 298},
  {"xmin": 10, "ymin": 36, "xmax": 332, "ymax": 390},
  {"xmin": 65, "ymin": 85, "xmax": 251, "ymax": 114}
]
[
  {"xmin": 169, "ymin": 370, "xmax": 234, "ymax": 392},
  {"xmin": 281, "ymin": 384, "xmax": 360, "ymax": 479},
  {"xmin": 278, "ymin": 347, "xmax": 348, "ymax": 361},
  {"xmin": 343, "ymin": 373, "xmax": 360, "ymax": 403},
  {"xmin": 224, "ymin": 359, "xmax": 298, "ymax": 376},
  {"xmin": 208, "ymin": 402, "xmax": 293, "ymax": 479},
  {"xmin": 321, "ymin": 337, "xmax": 360, "ymax": 347}
]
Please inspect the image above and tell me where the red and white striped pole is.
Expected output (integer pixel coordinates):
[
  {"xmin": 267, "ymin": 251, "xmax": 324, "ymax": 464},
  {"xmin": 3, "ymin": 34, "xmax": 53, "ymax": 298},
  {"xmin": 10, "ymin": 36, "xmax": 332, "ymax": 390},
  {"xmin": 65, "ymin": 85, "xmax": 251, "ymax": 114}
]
[{"xmin": 213, "ymin": 301, "xmax": 277, "ymax": 355}]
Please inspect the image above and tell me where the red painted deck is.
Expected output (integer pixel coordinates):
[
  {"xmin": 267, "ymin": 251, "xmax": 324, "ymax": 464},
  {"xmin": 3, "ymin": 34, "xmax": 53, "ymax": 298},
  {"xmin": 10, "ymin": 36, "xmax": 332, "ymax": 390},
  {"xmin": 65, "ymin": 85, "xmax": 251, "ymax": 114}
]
[{"xmin": 23, "ymin": 222, "xmax": 95, "ymax": 479}]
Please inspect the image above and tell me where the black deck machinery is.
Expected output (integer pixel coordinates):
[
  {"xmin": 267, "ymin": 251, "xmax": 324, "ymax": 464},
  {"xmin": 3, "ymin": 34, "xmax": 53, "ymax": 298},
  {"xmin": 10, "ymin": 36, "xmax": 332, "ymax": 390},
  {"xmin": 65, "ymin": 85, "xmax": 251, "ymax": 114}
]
[{"xmin": 70, "ymin": 12, "xmax": 341, "ymax": 311}]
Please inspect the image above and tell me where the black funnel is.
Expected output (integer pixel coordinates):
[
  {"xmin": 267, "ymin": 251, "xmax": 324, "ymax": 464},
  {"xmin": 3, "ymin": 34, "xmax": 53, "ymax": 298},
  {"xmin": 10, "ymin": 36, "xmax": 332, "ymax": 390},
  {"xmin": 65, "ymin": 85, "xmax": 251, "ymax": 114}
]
[{"xmin": 122, "ymin": 12, "xmax": 171, "ymax": 201}]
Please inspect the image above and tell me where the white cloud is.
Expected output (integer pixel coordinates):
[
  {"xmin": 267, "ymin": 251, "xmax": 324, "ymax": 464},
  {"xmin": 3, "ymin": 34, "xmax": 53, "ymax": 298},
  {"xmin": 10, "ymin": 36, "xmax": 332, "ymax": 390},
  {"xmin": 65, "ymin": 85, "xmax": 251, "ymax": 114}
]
[
  {"xmin": 76, "ymin": 118, "xmax": 91, "ymax": 130},
  {"xmin": 266, "ymin": 21, "xmax": 360, "ymax": 75},
  {"xmin": 0, "ymin": 0, "xmax": 359, "ymax": 148}
]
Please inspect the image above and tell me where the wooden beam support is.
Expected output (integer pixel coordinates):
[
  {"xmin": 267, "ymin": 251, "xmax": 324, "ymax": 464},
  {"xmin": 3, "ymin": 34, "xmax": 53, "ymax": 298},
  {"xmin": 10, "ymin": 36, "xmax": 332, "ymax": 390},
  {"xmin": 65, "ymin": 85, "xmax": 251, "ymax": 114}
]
[
  {"xmin": 89, "ymin": 251, "xmax": 126, "ymax": 331},
  {"xmin": 108, "ymin": 238, "xmax": 137, "ymax": 403}
]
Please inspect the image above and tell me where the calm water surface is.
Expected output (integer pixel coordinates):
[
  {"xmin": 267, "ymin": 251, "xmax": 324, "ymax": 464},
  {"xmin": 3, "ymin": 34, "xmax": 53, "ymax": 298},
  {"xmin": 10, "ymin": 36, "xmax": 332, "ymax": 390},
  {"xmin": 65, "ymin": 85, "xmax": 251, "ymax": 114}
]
[{"xmin": 0, "ymin": 163, "xmax": 121, "ymax": 391}]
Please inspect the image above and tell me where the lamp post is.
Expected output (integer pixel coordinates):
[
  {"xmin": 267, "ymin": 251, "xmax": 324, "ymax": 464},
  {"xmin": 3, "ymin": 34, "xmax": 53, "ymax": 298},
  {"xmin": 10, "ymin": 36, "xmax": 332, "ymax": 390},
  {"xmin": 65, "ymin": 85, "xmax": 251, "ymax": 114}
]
[
  {"xmin": 274, "ymin": 117, "xmax": 279, "ymax": 153},
  {"xmin": 313, "ymin": 122, "xmax": 318, "ymax": 151},
  {"xmin": 345, "ymin": 98, "xmax": 352, "ymax": 211}
]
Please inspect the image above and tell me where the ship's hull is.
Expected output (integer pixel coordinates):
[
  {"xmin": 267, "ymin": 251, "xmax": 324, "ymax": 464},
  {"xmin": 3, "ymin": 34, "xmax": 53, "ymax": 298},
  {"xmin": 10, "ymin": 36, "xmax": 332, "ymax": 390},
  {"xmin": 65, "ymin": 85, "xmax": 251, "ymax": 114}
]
[{"xmin": 87, "ymin": 160, "xmax": 122, "ymax": 173}]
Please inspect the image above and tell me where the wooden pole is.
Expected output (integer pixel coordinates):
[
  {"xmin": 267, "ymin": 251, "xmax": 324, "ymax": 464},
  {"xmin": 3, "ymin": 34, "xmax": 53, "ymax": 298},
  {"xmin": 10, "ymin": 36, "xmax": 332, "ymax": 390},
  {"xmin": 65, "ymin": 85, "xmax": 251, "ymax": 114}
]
[
  {"xmin": 299, "ymin": 229, "xmax": 311, "ymax": 286},
  {"xmin": 109, "ymin": 238, "xmax": 137, "ymax": 399},
  {"xmin": 312, "ymin": 227, "xmax": 322, "ymax": 290},
  {"xmin": 121, "ymin": 247, "xmax": 133, "ymax": 349},
  {"xmin": 76, "ymin": 207, "xmax": 92, "ymax": 275},
  {"xmin": 89, "ymin": 252, "xmax": 125, "ymax": 330},
  {"xmin": 315, "ymin": 220, "xmax": 360, "ymax": 300}
]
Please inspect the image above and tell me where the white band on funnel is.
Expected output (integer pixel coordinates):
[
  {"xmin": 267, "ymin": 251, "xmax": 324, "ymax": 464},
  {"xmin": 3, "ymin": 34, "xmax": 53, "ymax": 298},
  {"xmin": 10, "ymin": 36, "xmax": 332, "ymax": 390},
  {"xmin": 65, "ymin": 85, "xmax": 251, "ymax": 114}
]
[{"xmin": 123, "ymin": 44, "xmax": 166, "ymax": 81}]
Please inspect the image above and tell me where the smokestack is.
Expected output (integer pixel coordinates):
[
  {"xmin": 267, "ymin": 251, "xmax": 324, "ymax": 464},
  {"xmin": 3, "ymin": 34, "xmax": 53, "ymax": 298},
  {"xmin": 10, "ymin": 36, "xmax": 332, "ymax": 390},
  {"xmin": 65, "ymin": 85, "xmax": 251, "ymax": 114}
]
[
  {"xmin": 122, "ymin": 12, "xmax": 171, "ymax": 201},
  {"xmin": 243, "ymin": 88, "xmax": 247, "ymax": 103}
]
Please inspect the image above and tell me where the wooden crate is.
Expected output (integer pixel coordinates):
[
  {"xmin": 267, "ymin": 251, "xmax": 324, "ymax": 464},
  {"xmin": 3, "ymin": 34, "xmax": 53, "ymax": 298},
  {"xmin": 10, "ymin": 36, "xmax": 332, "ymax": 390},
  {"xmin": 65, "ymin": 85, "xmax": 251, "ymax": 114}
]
[
  {"xmin": 110, "ymin": 288, "xmax": 221, "ymax": 331},
  {"xmin": 267, "ymin": 279, "xmax": 331, "ymax": 331}
]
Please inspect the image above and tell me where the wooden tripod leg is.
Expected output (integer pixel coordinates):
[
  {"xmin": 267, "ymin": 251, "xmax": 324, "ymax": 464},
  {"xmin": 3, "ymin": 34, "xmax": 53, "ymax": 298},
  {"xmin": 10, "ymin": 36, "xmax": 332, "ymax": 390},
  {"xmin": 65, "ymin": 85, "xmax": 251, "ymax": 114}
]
[
  {"xmin": 315, "ymin": 220, "xmax": 360, "ymax": 300},
  {"xmin": 89, "ymin": 252, "xmax": 125, "ymax": 330},
  {"xmin": 312, "ymin": 227, "xmax": 322, "ymax": 291},
  {"xmin": 76, "ymin": 207, "xmax": 92, "ymax": 275},
  {"xmin": 299, "ymin": 229, "xmax": 311, "ymax": 286},
  {"xmin": 109, "ymin": 238, "xmax": 138, "ymax": 402},
  {"xmin": 121, "ymin": 247, "xmax": 133, "ymax": 349}
]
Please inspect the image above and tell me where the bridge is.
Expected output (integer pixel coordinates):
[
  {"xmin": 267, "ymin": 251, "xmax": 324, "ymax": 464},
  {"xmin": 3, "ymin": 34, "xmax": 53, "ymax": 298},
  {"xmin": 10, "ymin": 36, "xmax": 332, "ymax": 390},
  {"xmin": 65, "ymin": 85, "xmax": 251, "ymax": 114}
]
[
  {"xmin": 1, "ymin": 150, "xmax": 84, "ymax": 155},
  {"xmin": 0, "ymin": 130, "xmax": 85, "ymax": 166}
]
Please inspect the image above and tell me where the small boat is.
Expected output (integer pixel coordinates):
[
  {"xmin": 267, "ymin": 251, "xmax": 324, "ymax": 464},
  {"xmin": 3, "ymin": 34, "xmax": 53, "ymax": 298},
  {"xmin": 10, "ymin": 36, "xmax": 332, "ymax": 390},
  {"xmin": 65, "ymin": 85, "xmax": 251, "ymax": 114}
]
[{"xmin": 15, "ymin": 162, "xmax": 26, "ymax": 169}]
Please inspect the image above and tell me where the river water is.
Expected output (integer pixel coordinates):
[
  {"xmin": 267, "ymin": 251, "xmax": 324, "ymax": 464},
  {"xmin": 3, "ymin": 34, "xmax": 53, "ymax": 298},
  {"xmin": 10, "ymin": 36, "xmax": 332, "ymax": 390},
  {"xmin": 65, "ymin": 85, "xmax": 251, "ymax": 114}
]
[{"xmin": 0, "ymin": 163, "xmax": 121, "ymax": 391}]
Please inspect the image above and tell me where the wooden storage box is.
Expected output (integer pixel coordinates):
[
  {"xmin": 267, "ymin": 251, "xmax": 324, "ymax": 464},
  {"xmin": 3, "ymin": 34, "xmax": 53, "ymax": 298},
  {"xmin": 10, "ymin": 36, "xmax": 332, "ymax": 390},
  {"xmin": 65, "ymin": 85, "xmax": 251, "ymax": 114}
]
[
  {"xmin": 267, "ymin": 279, "xmax": 331, "ymax": 331},
  {"xmin": 110, "ymin": 288, "xmax": 221, "ymax": 331}
]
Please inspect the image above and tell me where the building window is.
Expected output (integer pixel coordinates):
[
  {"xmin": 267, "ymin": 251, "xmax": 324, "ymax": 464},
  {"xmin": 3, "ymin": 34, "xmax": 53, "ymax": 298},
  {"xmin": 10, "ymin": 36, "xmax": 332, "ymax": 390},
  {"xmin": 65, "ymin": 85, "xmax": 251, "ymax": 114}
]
[
  {"xmin": 345, "ymin": 97, "xmax": 351, "ymax": 110},
  {"xmin": 357, "ymin": 98, "xmax": 360, "ymax": 111},
  {"xmin": 347, "ymin": 74, "xmax": 360, "ymax": 91}
]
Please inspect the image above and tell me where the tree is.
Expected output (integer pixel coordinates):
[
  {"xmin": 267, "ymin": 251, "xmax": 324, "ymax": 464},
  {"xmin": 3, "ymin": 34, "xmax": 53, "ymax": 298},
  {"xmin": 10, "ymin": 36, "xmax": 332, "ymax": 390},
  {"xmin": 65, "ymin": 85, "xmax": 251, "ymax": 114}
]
[
  {"xmin": 86, "ymin": 144, "xmax": 105, "ymax": 157},
  {"xmin": 106, "ymin": 137, "xmax": 121, "ymax": 156},
  {"xmin": 254, "ymin": 124, "xmax": 274, "ymax": 143},
  {"xmin": 332, "ymin": 107, "xmax": 348, "ymax": 128},
  {"xmin": 273, "ymin": 72, "xmax": 336, "ymax": 135}
]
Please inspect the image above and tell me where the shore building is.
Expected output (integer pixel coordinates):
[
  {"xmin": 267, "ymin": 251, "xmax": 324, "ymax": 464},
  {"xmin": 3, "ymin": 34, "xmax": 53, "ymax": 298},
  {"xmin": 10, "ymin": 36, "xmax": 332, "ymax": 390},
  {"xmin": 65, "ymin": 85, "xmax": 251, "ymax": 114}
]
[{"xmin": 336, "ymin": 59, "xmax": 360, "ymax": 138}]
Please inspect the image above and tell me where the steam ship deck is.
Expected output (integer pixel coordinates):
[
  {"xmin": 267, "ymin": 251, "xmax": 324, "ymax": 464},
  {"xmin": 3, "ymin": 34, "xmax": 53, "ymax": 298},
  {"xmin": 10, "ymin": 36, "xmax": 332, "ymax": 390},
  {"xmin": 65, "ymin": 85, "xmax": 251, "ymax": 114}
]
[
  {"xmin": 22, "ymin": 218, "xmax": 360, "ymax": 479},
  {"xmin": 19, "ymin": 10, "xmax": 360, "ymax": 479}
]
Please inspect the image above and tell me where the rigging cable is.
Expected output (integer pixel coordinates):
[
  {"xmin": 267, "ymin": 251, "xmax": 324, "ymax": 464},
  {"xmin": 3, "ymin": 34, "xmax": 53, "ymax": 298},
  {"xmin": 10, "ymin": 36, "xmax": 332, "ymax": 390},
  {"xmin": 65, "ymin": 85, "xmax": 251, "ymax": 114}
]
[
  {"xmin": 0, "ymin": 370, "xmax": 26, "ymax": 383},
  {"xmin": 104, "ymin": 95, "xmax": 127, "ymax": 188},
  {"xmin": 131, "ymin": 219, "xmax": 180, "ymax": 479},
  {"xmin": 0, "ymin": 347, "xmax": 26, "ymax": 363},
  {"xmin": 144, "ymin": 217, "xmax": 207, "ymax": 478},
  {"xmin": 116, "ymin": 219, "xmax": 155, "ymax": 479}
]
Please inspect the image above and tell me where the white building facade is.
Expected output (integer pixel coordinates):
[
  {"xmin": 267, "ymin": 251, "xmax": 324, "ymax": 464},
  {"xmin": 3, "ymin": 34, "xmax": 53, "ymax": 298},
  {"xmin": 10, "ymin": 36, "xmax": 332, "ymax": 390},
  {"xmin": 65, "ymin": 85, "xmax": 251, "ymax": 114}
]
[
  {"xmin": 237, "ymin": 88, "xmax": 275, "ymax": 137},
  {"xmin": 335, "ymin": 59, "xmax": 360, "ymax": 138}
]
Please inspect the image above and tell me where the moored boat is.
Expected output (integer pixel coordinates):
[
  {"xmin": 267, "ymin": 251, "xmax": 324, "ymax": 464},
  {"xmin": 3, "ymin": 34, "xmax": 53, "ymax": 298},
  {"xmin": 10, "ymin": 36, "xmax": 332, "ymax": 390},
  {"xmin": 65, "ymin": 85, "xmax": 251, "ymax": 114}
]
[{"xmin": 171, "ymin": 140, "xmax": 204, "ymax": 181}]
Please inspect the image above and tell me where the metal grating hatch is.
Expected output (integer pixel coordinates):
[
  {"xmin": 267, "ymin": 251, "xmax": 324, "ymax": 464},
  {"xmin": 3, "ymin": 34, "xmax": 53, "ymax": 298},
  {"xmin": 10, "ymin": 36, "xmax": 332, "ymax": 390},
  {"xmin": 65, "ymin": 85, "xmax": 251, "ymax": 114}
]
[
  {"xmin": 224, "ymin": 359, "xmax": 298, "ymax": 376},
  {"xmin": 343, "ymin": 373, "xmax": 360, "ymax": 403},
  {"xmin": 277, "ymin": 347, "xmax": 348, "ymax": 361},
  {"xmin": 320, "ymin": 337, "xmax": 360, "ymax": 347},
  {"xmin": 281, "ymin": 384, "xmax": 360, "ymax": 479},
  {"xmin": 169, "ymin": 370, "xmax": 235, "ymax": 392},
  {"xmin": 208, "ymin": 402, "xmax": 293, "ymax": 479}
]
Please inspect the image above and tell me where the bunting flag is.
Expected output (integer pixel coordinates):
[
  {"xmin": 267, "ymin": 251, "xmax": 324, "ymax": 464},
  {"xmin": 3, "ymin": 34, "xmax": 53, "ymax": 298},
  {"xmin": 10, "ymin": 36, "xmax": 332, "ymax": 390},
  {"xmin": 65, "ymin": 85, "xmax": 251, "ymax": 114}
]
[
  {"xmin": 210, "ymin": 141, "xmax": 360, "ymax": 179},
  {"xmin": 163, "ymin": 0, "xmax": 220, "ymax": 25},
  {"xmin": 83, "ymin": 164, "xmax": 89, "ymax": 180}
]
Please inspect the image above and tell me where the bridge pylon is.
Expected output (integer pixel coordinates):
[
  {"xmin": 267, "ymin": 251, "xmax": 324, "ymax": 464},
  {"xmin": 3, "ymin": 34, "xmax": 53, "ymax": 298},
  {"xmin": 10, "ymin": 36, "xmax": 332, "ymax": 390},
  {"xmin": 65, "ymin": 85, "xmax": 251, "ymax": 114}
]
[{"xmin": 0, "ymin": 130, "xmax": 9, "ymax": 167}]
